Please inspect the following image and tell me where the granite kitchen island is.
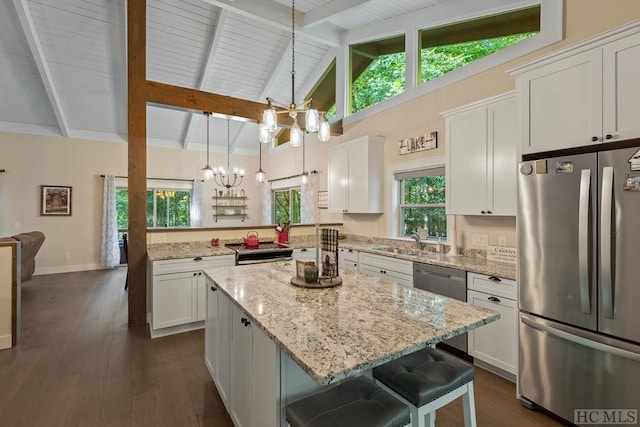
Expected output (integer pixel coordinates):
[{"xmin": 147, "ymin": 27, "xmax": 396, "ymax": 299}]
[{"xmin": 203, "ymin": 261, "xmax": 499, "ymax": 427}]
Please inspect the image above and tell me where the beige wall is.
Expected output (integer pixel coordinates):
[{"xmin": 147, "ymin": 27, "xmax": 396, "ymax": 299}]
[
  {"xmin": 0, "ymin": 132, "xmax": 259, "ymax": 273},
  {"xmin": 317, "ymin": 0, "xmax": 640, "ymax": 244}
]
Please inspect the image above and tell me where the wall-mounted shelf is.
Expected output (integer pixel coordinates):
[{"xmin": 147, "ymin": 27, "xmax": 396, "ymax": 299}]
[{"xmin": 213, "ymin": 195, "xmax": 247, "ymax": 222}]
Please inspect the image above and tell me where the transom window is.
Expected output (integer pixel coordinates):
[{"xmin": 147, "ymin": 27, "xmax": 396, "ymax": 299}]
[
  {"xmin": 273, "ymin": 187, "xmax": 301, "ymax": 225},
  {"xmin": 396, "ymin": 168, "xmax": 446, "ymax": 239},
  {"xmin": 116, "ymin": 188, "xmax": 191, "ymax": 229}
]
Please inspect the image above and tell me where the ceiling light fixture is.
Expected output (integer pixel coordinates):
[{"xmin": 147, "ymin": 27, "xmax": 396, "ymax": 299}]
[
  {"xmin": 213, "ymin": 118, "xmax": 244, "ymax": 189},
  {"xmin": 260, "ymin": 0, "xmax": 330, "ymax": 145},
  {"xmin": 255, "ymin": 139, "xmax": 266, "ymax": 184},
  {"xmin": 202, "ymin": 112, "xmax": 214, "ymax": 180}
]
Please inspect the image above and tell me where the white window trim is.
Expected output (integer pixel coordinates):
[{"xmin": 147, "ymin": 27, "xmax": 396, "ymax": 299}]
[
  {"xmin": 341, "ymin": 0, "xmax": 563, "ymax": 126},
  {"xmin": 386, "ymin": 155, "xmax": 452, "ymax": 242}
]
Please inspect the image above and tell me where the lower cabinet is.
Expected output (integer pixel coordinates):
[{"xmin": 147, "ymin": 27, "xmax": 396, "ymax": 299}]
[
  {"xmin": 358, "ymin": 252, "xmax": 413, "ymax": 286},
  {"xmin": 151, "ymin": 255, "xmax": 234, "ymax": 336},
  {"xmin": 466, "ymin": 272, "xmax": 517, "ymax": 376},
  {"xmin": 292, "ymin": 247, "xmax": 317, "ymax": 261},
  {"xmin": 206, "ymin": 280, "xmax": 279, "ymax": 427},
  {"xmin": 338, "ymin": 248, "xmax": 359, "ymax": 272}
]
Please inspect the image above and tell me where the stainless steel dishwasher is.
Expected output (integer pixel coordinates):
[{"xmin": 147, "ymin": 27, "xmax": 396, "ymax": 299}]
[{"xmin": 413, "ymin": 262, "xmax": 467, "ymax": 354}]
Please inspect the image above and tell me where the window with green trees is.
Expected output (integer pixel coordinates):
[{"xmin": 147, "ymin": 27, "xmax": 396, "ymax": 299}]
[
  {"xmin": 350, "ymin": 34, "xmax": 405, "ymax": 114},
  {"xmin": 116, "ymin": 188, "xmax": 191, "ymax": 229},
  {"xmin": 273, "ymin": 188, "xmax": 301, "ymax": 225},
  {"xmin": 397, "ymin": 168, "xmax": 446, "ymax": 239},
  {"xmin": 348, "ymin": 6, "xmax": 540, "ymax": 113}
]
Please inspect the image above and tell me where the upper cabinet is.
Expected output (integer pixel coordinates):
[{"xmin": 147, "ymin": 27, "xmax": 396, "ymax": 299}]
[
  {"xmin": 327, "ymin": 136, "xmax": 385, "ymax": 214},
  {"xmin": 510, "ymin": 22, "xmax": 640, "ymax": 155},
  {"xmin": 444, "ymin": 92, "xmax": 517, "ymax": 216}
]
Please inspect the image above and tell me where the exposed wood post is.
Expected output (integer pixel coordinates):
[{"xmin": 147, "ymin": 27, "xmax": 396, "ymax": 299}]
[{"xmin": 127, "ymin": 0, "xmax": 147, "ymax": 327}]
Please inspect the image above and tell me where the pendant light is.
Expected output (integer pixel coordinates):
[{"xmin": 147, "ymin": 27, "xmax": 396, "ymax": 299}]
[
  {"xmin": 255, "ymin": 140, "xmax": 266, "ymax": 184},
  {"xmin": 202, "ymin": 112, "xmax": 214, "ymax": 180},
  {"xmin": 260, "ymin": 0, "xmax": 330, "ymax": 144}
]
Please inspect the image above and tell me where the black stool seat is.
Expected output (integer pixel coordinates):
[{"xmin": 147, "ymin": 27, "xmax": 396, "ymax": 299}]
[
  {"xmin": 372, "ymin": 347, "xmax": 474, "ymax": 407},
  {"xmin": 286, "ymin": 375, "xmax": 410, "ymax": 427}
]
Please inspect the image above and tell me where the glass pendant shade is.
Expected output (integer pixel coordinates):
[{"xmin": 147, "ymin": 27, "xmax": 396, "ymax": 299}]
[
  {"xmin": 290, "ymin": 123, "xmax": 303, "ymax": 147},
  {"xmin": 263, "ymin": 104, "xmax": 277, "ymax": 132},
  {"xmin": 259, "ymin": 123, "xmax": 271, "ymax": 144},
  {"xmin": 256, "ymin": 169, "xmax": 265, "ymax": 184},
  {"xmin": 203, "ymin": 165, "xmax": 214, "ymax": 180},
  {"xmin": 305, "ymin": 107, "xmax": 319, "ymax": 132},
  {"xmin": 318, "ymin": 118, "xmax": 331, "ymax": 142}
]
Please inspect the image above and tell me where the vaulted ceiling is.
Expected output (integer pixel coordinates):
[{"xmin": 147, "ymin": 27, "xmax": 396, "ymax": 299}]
[{"xmin": 1, "ymin": 0, "xmax": 458, "ymax": 155}]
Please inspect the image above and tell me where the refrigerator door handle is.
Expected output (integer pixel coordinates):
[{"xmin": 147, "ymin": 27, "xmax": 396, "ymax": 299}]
[
  {"xmin": 578, "ymin": 169, "xmax": 591, "ymax": 314},
  {"xmin": 601, "ymin": 166, "xmax": 615, "ymax": 319},
  {"xmin": 521, "ymin": 314, "xmax": 640, "ymax": 362}
]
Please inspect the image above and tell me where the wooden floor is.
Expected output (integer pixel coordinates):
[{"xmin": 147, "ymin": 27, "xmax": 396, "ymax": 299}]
[{"xmin": 0, "ymin": 268, "xmax": 565, "ymax": 427}]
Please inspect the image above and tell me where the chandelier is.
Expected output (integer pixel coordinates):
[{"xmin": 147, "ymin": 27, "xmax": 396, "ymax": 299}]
[
  {"xmin": 259, "ymin": 0, "xmax": 331, "ymax": 146},
  {"xmin": 213, "ymin": 118, "xmax": 245, "ymax": 189},
  {"xmin": 202, "ymin": 112, "xmax": 214, "ymax": 180}
]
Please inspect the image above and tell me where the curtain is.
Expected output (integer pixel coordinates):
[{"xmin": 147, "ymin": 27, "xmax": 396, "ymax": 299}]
[
  {"xmin": 101, "ymin": 174, "xmax": 121, "ymax": 268},
  {"xmin": 301, "ymin": 174, "xmax": 316, "ymax": 224},
  {"xmin": 262, "ymin": 182, "xmax": 272, "ymax": 225},
  {"xmin": 190, "ymin": 179, "xmax": 202, "ymax": 227}
]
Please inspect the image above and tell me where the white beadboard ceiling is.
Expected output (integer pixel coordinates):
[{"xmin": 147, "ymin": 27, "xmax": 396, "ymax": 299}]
[{"xmin": 1, "ymin": 0, "xmax": 485, "ymax": 154}]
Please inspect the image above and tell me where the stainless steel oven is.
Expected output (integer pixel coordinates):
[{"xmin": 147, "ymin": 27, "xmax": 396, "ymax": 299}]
[{"xmin": 225, "ymin": 241, "xmax": 293, "ymax": 265}]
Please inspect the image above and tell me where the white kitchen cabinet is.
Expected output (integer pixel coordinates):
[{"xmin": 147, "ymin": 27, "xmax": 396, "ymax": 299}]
[
  {"xmin": 444, "ymin": 92, "xmax": 517, "ymax": 216},
  {"xmin": 327, "ymin": 136, "xmax": 385, "ymax": 214},
  {"xmin": 466, "ymin": 272, "xmax": 517, "ymax": 377},
  {"xmin": 205, "ymin": 283, "xmax": 231, "ymax": 411},
  {"xmin": 358, "ymin": 252, "xmax": 413, "ymax": 287},
  {"xmin": 338, "ymin": 248, "xmax": 359, "ymax": 272},
  {"xmin": 511, "ymin": 23, "xmax": 640, "ymax": 155},
  {"xmin": 230, "ymin": 304, "xmax": 253, "ymax": 427},
  {"xmin": 150, "ymin": 255, "xmax": 234, "ymax": 336}
]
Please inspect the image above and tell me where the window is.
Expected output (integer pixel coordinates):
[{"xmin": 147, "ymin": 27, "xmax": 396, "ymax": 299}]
[
  {"xmin": 419, "ymin": 6, "xmax": 540, "ymax": 84},
  {"xmin": 396, "ymin": 168, "xmax": 446, "ymax": 239},
  {"xmin": 273, "ymin": 187, "xmax": 301, "ymax": 225},
  {"xmin": 116, "ymin": 188, "xmax": 191, "ymax": 229},
  {"xmin": 350, "ymin": 34, "xmax": 405, "ymax": 113}
]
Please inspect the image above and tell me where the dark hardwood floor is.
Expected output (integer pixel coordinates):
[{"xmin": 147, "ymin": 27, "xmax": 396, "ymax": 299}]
[{"xmin": 0, "ymin": 268, "xmax": 564, "ymax": 427}]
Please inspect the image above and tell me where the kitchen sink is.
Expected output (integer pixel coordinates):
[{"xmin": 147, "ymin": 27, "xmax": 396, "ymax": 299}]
[{"xmin": 372, "ymin": 246, "xmax": 419, "ymax": 256}]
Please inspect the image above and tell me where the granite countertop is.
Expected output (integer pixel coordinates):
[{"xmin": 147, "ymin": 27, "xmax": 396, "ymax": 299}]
[
  {"xmin": 204, "ymin": 261, "xmax": 499, "ymax": 385},
  {"xmin": 147, "ymin": 237, "xmax": 517, "ymax": 280},
  {"xmin": 341, "ymin": 242, "xmax": 517, "ymax": 280}
]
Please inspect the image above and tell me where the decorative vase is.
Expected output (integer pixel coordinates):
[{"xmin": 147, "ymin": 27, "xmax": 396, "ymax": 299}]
[{"xmin": 304, "ymin": 263, "xmax": 319, "ymax": 283}]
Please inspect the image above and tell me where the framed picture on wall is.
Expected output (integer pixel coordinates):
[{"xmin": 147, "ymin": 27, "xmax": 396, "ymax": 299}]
[{"xmin": 41, "ymin": 185, "xmax": 72, "ymax": 216}]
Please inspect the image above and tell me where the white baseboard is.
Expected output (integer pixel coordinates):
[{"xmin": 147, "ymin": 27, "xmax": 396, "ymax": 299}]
[
  {"xmin": 149, "ymin": 321, "xmax": 204, "ymax": 339},
  {"xmin": 34, "ymin": 263, "xmax": 105, "ymax": 275},
  {"xmin": 0, "ymin": 334, "xmax": 12, "ymax": 350}
]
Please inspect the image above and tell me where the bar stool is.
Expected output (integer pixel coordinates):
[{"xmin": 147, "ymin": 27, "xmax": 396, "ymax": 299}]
[
  {"xmin": 372, "ymin": 347, "xmax": 476, "ymax": 427},
  {"xmin": 286, "ymin": 375, "xmax": 410, "ymax": 427}
]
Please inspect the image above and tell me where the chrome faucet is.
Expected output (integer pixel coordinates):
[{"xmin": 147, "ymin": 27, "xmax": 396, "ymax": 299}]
[{"xmin": 410, "ymin": 232, "xmax": 424, "ymax": 250}]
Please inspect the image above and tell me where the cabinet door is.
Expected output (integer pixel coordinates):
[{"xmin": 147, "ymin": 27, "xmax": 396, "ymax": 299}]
[
  {"xmin": 216, "ymin": 291, "xmax": 231, "ymax": 409},
  {"xmin": 488, "ymin": 99, "xmax": 517, "ymax": 215},
  {"xmin": 339, "ymin": 249, "xmax": 359, "ymax": 272},
  {"xmin": 252, "ymin": 324, "xmax": 279, "ymax": 427},
  {"xmin": 519, "ymin": 49, "xmax": 603, "ymax": 154},
  {"xmin": 152, "ymin": 272, "xmax": 197, "ymax": 329},
  {"xmin": 346, "ymin": 141, "xmax": 370, "ymax": 213},
  {"xmin": 230, "ymin": 305, "xmax": 253, "ymax": 427},
  {"xmin": 603, "ymin": 32, "xmax": 640, "ymax": 142},
  {"xmin": 467, "ymin": 289, "xmax": 517, "ymax": 375},
  {"xmin": 196, "ymin": 272, "xmax": 206, "ymax": 321},
  {"xmin": 327, "ymin": 148, "xmax": 348, "ymax": 213},
  {"xmin": 204, "ymin": 281, "xmax": 218, "ymax": 378},
  {"xmin": 447, "ymin": 107, "xmax": 488, "ymax": 215}
]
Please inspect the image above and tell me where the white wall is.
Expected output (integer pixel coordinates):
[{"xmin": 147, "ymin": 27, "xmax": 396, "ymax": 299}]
[{"xmin": 0, "ymin": 132, "xmax": 259, "ymax": 274}]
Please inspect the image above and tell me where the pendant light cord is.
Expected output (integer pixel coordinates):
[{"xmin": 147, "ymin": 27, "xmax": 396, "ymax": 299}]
[
  {"xmin": 206, "ymin": 112, "xmax": 210, "ymax": 165},
  {"xmin": 290, "ymin": 0, "xmax": 295, "ymax": 106},
  {"xmin": 226, "ymin": 118, "xmax": 231, "ymax": 172}
]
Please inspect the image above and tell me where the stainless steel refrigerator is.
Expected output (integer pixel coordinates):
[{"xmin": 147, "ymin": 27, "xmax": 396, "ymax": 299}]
[{"xmin": 518, "ymin": 146, "xmax": 640, "ymax": 425}]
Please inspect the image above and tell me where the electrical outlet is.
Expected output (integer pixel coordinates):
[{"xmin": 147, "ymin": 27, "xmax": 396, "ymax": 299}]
[
  {"xmin": 498, "ymin": 236, "xmax": 508, "ymax": 246},
  {"xmin": 471, "ymin": 234, "xmax": 488, "ymax": 246},
  {"xmin": 14, "ymin": 221, "xmax": 20, "ymax": 229},
  {"xmin": 64, "ymin": 252, "xmax": 71, "ymax": 259}
]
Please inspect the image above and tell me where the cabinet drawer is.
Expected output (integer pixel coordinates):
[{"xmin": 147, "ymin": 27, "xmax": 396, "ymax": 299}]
[
  {"xmin": 153, "ymin": 255, "xmax": 235, "ymax": 275},
  {"xmin": 339, "ymin": 248, "xmax": 358, "ymax": 263},
  {"xmin": 467, "ymin": 272, "xmax": 516, "ymax": 300},
  {"xmin": 359, "ymin": 252, "xmax": 413, "ymax": 275}
]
